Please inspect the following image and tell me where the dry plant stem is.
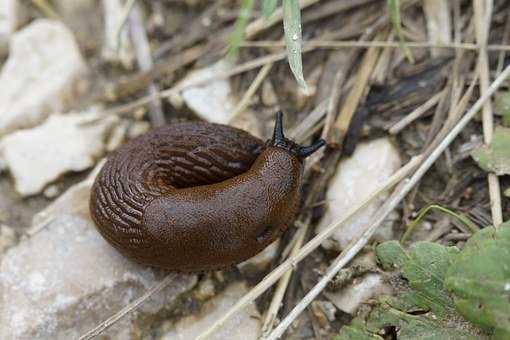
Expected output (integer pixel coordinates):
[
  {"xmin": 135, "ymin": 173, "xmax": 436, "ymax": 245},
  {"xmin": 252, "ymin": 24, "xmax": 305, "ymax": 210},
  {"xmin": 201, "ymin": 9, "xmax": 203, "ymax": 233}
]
[
  {"xmin": 265, "ymin": 63, "xmax": 510, "ymax": 340},
  {"xmin": 240, "ymin": 40, "xmax": 510, "ymax": 51},
  {"xmin": 104, "ymin": 50, "xmax": 293, "ymax": 117},
  {"xmin": 116, "ymin": 0, "xmax": 136, "ymax": 50},
  {"xmin": 31, "ymin": 0, "xmax": 59, "ymax": 19},
  {"xmin": 265, "ymin": 180, "xmax": 408, "ymax": 340},
  {"xmin": 261, "ymin": 222, "xmax": 309, "ymax": 337},
  {"xmin": 103, "ymin": 38, "xmax": 510, "ymax": 119},
  {"xmin": 474, "ymin": 0, "xmax": 503, "ymax": 227},
  {"xmin": 229, "ymin": 63, "xmax": 274, "ymax": 122},
  {"xmin": 389, "ymin": 91, "xmax": 443, "ymax": 134},
  {"xmin": 334, "ymin": 32, "xmax": 384, "ymax": 148},
  {"xmin": 496, "ymin": 12, "xmax": 510, "ymax": 75},
  {"xmin": 79, "ymin": 274, "xmax": 177, "ymax": 340},
  {"xmin": 289, "ymin": 99, "xmax": 328, "ymax": 141},
  {"xmin": 195, "ymin": 155, "xmax": 423, "ymax": 340},
  {"xmin": 128, "ymin": 3, "xmax": 165, "ymax": 126}
]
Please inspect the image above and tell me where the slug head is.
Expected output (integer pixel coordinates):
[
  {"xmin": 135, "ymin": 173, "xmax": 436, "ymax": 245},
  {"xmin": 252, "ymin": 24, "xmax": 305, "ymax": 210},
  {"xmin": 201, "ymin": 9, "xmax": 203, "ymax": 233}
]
[{"xmin": 268, "ymin": 111, "xmax": 326, "ymax": 160}]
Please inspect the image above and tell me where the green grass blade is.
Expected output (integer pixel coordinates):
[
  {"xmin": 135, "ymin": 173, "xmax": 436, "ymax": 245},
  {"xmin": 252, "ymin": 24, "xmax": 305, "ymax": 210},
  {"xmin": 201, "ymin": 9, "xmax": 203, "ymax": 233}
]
[
  {"xmin": 283, "ymin": 0, "xmax": 308, "ymax": 90},
  {"xmin": 387, "ymin": 0, "xmax": 414, "ymax": 63},
  {"xmin": 262, "ymin": 0, "xmax": 279, "ymax": 18},
  {"xmin": 228, "ymin": 0, "xmax": 255, "ymax": 60},
  {"xmin": 400, "ymin": 204, "xmax": 480, "ymax": 244}
]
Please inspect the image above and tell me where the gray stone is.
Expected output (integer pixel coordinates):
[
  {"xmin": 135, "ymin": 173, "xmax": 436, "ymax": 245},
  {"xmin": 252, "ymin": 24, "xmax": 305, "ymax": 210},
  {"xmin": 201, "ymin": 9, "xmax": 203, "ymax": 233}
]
[
  {"xmin": 175, "ymin": 60, "xmax": 237, "ymax": 124},
  {"xmin": 162, "ymin": 281, "xmax": 261, "ymax": 340},
  {"xmin": 325, "ymin": 273, "xmax": 392, "ymax": 314},
  {"xmin": 0, "ymin": 173, "xmax": 197, "ymax": 339},
  {"xmin": 0, "ymin": 19, "xmax": 88, "ymax": 136},
  {"xmin": 316, "ymin": 138, "xmax": 402, "ymax": 250},
  {"xmin": 0, "ymin": 224, "xmax": 17, "ymax": 256},
  {"xmin": 0, "ymin": 111, "xmax": 117, "ymax": 196},
  {"xmin": 237, "ymin": 240, "xmax": 279, "ymax": 275},
  {"xmin": 0, "ymin": 0, "xmax": 24, "ymax": 50}
]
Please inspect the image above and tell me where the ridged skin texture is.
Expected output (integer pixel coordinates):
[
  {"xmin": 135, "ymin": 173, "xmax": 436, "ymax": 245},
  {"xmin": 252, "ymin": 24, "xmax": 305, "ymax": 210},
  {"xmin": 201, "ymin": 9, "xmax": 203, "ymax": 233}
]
[{"xmin": 90, "ymin": 122, "xmax": 304, "ymax": 272}]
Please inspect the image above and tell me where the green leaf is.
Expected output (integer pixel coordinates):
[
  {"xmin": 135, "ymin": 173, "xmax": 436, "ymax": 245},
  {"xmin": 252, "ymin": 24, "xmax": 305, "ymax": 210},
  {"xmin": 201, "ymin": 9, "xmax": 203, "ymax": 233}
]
[
  {"xmin": 262, "ymin": 0, "xmax": 278, "ymax": 18},
  {"xmin": 386, "ymin": 0, "xmax": 414, "ymax": 63},
  {"xmin": 367, "ymin": 303, "xmax": 479, "ymax": 340},
  {"xmin": 376, "ymin": 241, "xmax": 459, "ymax": 316},
  {"xmin": 445, "ymin": 224, "xmax": 510, "ymax": 338},
  {"xmin": 283, "ymin": 0, "xmax": 308, "ymax": 90},
  {"xmin": 494, "ymin": 91, "xmax": 510, "ymax": 126},
  {"xmin": 228, "ymin": 0, "xmax": 255, "ymax": 59},
  {"xmin": 336, "ymin": 301, "xmax": 479, "ymax": 340},
  {"xmin": 472, "ymin": 127, "xmax": 510, "ymax": 175}
]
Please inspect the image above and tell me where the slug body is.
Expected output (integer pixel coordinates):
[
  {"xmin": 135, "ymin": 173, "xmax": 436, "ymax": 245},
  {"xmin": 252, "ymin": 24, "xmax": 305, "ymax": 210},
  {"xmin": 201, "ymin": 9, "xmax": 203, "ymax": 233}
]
[{"xmin": 90, "ymin": 113, "xmax": 325, "ymax": 272}]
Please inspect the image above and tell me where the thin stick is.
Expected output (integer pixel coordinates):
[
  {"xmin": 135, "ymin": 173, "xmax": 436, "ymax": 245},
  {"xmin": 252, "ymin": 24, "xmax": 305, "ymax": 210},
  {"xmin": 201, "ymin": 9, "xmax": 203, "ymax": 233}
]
[
  {"xmin": 289, "ymin": 99, "xmax": 328, "ymax": 142},
  {"xmin": 264, "ymin": 62, "xmax": 510, "ymax": 340},
  {"xmin": 229, "ymin": 63, "xmax": 274, "ymax": 122},
  {"xmin": 195, "ymin": 155, "xmax": 422, "ymax": 340},
  {"xmin": 115, "ymin": 0, "xmax": 136, "ymax": 51},
  {"xmin": 261, "ymin": 221, "xmax": 309, "ymax": 337},
  {"xmin": 389, "ymin": 91, "xmax": 442, "ymax": 134},
  {"xmin": 128, "ymin": 3, "xmax": 165, "ymax": 126},
  {"xmin": 335, "ymin": 32, "xmax": 384, "ymax": 148},
  {"xmin": 31, "ymin": 0, "xmax": 60, "ymax": 19},
  {"xmin": 79, "ymin": 274, "xmax": 176, "ymax": 340},
  {"xmin": 496, "ymin": 12, "xmax": 510, "ymax": 75},
  {"xmin": 239, "ymin": 40, "xmax": 510, "ymax": 51},
  {"xmin": 265, "ymin": 181, "xmax": 407, "ymax": 340},
  {"xmin": 474, "ymin": 0, "xmax": 503, "ymax": 227}
]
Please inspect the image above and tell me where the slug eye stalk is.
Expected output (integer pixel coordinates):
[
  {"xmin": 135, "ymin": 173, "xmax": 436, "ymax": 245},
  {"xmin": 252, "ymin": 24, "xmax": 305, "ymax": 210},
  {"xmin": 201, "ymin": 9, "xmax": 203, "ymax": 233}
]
[{"xmin": 270, "ymin": 111, "xmax": 326, "ymax": 159}]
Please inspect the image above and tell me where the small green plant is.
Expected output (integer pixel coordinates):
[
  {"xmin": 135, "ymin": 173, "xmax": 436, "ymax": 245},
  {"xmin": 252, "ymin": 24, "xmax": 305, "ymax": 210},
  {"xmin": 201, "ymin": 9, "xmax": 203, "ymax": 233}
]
[
  {"xmin": 335, "ymin": 223, "xmax": 510, "ymax": 340},
  {"xmin": 229, "ymin": 0, "xmax": 307, "ymax": 90},
  {"xmin": 230, "ymin": 0, "xmax": 415, "ymax": 90},
  {"xmin": 400, "ymin": 204, "xmax": 480, "ymax": 244},
  {"xmin": 386, "ymin": 0, "xmax": 414, "ymax": 62}
]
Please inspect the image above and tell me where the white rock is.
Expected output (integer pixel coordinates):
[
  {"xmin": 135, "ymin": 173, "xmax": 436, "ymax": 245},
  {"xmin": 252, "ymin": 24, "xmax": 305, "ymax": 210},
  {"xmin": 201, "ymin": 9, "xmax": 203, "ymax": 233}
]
[
  {"xmin": 0, "ymin": 111, "xmax": 117, "ymax": 196},
  {"xmin": 102, "ymin": 0, "xmax": 134, "ymax": 68},
  {"xmin": 0, "ymin": 224, "xmax": 17, "ymax": 255},
  {"xmin": 0, "ymin": 0, "xmax": 24, "ymax": 49},
  {"xmin": 0, "ymin": 175, "xmax": 197, "ymax": 339},
  {"xmin": 30, "ymin": 160, "xmax": 104, "ymax": 234},
  {"xmin": 324, "ymin": 273, "xmax": 392, "ymax": 314},
  {"xmin": 237, "ymin": 240, "xmax": 279, "ymax": 275},
  {"xmin": 163, "ymin": 282, "xmax": 261, "ymax": 340},
  {"xmin": 0, "ymin": 19, "xmax": 88, "ymax": 136},
  {"xmin": 176, "ymin": 60, "xmax": 237, "ymax": 124},
  {"xmin": 316, "ymin": 138, "xmax": 402, "ymax": 250}
]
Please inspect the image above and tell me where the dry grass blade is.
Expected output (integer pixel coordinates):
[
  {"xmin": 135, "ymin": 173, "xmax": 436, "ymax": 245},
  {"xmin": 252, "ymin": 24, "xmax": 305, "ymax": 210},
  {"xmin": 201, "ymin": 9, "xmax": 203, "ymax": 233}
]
[
  {"xmin": 264, "ymin": 62, "xmax": 510, "ymax": 340},
  {"xmin": 195, "ymin": 156, "xmax": 422, "ymax": 340},
  {"xmin": 261, "ymin": 221, "xmax": 309, "ymax": 337},
  {"xmin": 473, "ymin": 0, "xmax": 503, "ymax": 227},
  {"xmin": 128, "ymin": 3, "xmax": 165, "ymax": 126},
  {"xmin": 240, "ymin": 40, "xmax": 510, "ymax": 51},
  {"xmin": 334, "ymin": 32, "xmax": 385, "ymax": 148},
  {"xmin": 79, "ymin": 274, "xmax": 176, "ymax": 340},
  {"xmin": 103, "ymin": 50, "xmax": 291, "ymax": 117},
  {"xmin": 229, "ymin": 62, "xmax": 274, "ymax": 122},
  {"xmin": 389, "ymin": 91, "xmax": 443, "ymax": 134},
  {"xmin": 31, "ymin": 0, "xmax": 59, "ymax": 19}
]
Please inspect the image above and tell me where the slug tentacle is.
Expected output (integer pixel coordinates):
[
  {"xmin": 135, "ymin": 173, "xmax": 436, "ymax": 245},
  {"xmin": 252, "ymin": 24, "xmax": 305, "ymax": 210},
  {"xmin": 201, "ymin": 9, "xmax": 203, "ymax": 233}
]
[
  {"xmin": 90, "ymin": 113, "xmax": 326, "ymax": 272},
  {"xmin": 269, "ymin": 111, "xmax": 326, "ymax": 160}
]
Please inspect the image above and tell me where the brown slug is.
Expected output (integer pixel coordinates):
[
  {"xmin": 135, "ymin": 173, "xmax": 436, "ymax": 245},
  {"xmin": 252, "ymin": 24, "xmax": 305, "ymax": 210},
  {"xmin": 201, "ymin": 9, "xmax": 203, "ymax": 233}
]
[{"xmin": 89, "ymin": 112, "xmax": 325, "ymax": 272}]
